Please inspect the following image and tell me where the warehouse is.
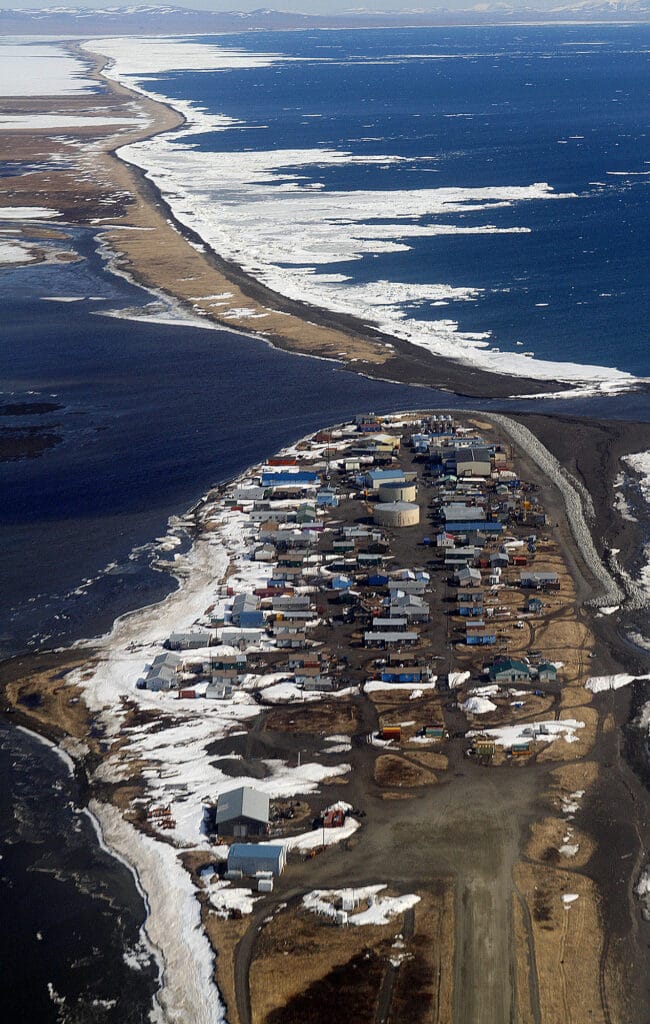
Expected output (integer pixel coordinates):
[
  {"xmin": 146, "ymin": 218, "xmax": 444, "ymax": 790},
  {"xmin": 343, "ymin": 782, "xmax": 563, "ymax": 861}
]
[
  {"xmin": 454, "ymin": 447, "xmax": 492, "ymax": 477},
  {"xmin": 216, "ymin": 786, "xmax": 270, "ymax": 838},
  {"xmin": 227, "ymin": 843, "xmax": 286, "ymax": 877}
]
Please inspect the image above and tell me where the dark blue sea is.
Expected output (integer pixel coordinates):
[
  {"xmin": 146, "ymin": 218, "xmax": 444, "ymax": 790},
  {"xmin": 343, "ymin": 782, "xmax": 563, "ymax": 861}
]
[{"xmin": 114, "ymin": 23, "xmax": 650, "ymax": 383}]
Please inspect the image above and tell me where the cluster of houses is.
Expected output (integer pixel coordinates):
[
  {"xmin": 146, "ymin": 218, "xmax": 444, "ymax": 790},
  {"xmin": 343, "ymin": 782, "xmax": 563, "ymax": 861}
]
[
  {"xmin": 137, "ymin": 413, "xmax": 561, "ymax": 699},
  {"xmin": 132, "ymin": 411, "xmax": 567, "ymax": 881}
]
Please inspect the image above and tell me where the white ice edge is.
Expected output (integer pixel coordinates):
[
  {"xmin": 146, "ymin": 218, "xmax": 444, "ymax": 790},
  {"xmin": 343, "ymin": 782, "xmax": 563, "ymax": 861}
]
[
  {"xmin": 86, "ymin": 800, "xmax": 223, "ymax": 1024},
  {"xmin": 81, "ymin": 35, "xmax": 642, "ymax": 392}
]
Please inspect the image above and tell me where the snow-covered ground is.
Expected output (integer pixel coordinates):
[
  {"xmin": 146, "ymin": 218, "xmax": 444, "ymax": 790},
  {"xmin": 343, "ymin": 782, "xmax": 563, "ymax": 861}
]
[
  {"xmin": 0, "ymin": 237, "xmax": 36, "ymax": 264},
  {"xmin": 469, "ymin": 718, "xmax": 585, "ymax": 747},
  {"xmin": 0, "ymin": 206, "xmax": 60, "ymax": 220},
  {"xmin": 303, "ymin": 884, "xmax": 420, "ymax": 926},
  {"xmin": 586, "ymin": 672, "xmax": 650, "ymax": 693},
  {"xmin": 0, "ymin": 42, "xmax": 98, "ymax": 97},
  {"xmin": 0, "ymin": 113, "xmax": 146, "ymax": 130}
]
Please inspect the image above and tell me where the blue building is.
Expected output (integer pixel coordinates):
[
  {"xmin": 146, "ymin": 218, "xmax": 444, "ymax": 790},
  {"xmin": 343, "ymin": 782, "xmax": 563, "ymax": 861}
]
[{"xmin": 227, "ymin": 843, "xmax": 286, "ymax": 877}]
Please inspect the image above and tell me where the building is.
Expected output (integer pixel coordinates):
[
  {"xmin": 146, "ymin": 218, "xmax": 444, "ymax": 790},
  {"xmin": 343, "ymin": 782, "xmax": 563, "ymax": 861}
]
[
  {"xmin": 364, "ymin": 469, "xmax": 406, "ymax": 491},
  {"xmin": 211, "ymin": 647, "xmax": 247, "ymax": 686},
  {"xmin": 536, "ymin": 662, "xmax": 558, "ymax": 683},
  {"xmin": 231, "ymin": 593, "xmax": 265, "ymax": 628},
  {"xmin": 442, "ymin": 504, "xmax": 486, "ymax": 524},
  {"xmin": 227, "ymin": 843, "xmax": 286, "ymax": 877},
  {"xmin": 455, "ymin": 448, "xmax": 492, "ymax": 477},
  {"xmin": 364, "ymin": 631, "xmax": 419, "ymax": 647},
  {"xmin": 390, "ymin": 592, "xmax": 429, "ymax": 622},
  {"xmin": 455, "ymin": 566, "xmax": 482, "ymax": 588},
  {"xmin": 139, "ymin": 652, "xmax": 181, "ymax": 692},
  {"xmin": 520, "ymin": 571, "xmax": 559, "ymax": 590},
  {"xmin": 215, "ymin": 786, "xmax": 270, "ymax": 838},
  {"xmin": 165, "ymin": 631, "xmax": 212, "ymax": 651},
  {"xmin": 487, "ymin": 658, "xmax": 531, "ymax": 684},
  {"xmin": 261, "ymin": 469, "xmax": 319, "ymax": 488}
]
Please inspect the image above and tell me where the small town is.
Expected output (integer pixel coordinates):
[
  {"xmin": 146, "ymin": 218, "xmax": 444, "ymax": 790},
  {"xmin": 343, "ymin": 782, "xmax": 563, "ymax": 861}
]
[{"xmin": 50, "ymin": 407, "xmax": 608, "ymax": 1024}]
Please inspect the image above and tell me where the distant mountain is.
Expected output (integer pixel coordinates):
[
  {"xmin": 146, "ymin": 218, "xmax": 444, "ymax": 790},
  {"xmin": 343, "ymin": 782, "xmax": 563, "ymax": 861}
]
[{"xmin": 1, "ymin": 1, "xmax": 649, "ymax": 35}]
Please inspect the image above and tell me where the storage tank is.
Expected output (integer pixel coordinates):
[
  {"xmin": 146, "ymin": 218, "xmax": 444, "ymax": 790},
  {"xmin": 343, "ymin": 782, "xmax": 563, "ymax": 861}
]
[
  {"xmin": 378, "ymin": 480, "xmax": 417, "ymax": 503},
  {"xmin": 373, "ymin": 502, "xmax": 420, "ymax": 528}
]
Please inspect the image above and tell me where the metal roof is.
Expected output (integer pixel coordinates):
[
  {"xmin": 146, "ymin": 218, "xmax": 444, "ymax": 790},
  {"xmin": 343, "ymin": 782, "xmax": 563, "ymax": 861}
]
[
  {"xmin": 228, "ymin": 843, "xmax": 284, "ymax": 864},
  {"xmin": 216, "ymin": 787, "xmax": 270, "ymax": 825},
  {"xmin": 442, "ymin": 505, "xmax": 486, "ymax": 521}
]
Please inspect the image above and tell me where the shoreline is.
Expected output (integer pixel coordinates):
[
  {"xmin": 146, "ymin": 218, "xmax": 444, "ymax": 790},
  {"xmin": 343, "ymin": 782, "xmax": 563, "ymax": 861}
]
[
  {"xmin": 0, "ymin": 39, "xmax": 643, "ymax": 401},
  {"xmin": 3, "ymin": 407, "xmax": 650, "ymax": 1021}
]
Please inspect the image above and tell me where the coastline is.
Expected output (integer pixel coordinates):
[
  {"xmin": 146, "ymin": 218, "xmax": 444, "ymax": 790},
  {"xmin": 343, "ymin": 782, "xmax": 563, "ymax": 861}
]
[
  {"xmin": 0, "ymin": 40, "xmax": 625, "ymax": 401},
  {"xmin": 2, "ymin": 34, "xmax": 650, "ymax": 1023}
]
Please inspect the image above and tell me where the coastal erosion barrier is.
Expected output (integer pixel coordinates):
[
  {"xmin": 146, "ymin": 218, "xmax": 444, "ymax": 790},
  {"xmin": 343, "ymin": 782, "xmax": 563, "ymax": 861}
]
[{"xmin": 482, "ymin": 413, "xmax": 625, "ymax": 609}]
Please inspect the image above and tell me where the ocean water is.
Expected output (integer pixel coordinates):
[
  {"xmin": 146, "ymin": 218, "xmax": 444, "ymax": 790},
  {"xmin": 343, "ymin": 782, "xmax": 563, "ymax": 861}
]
[
  {"xmin": 0, "ymin": 723, "xmax": 159, "ymax": 1023},
  {"xmin": 0, "ymin": 226, "xmax": 442, "ymax": 659},
  {"xmin": 98, "ymin": 23, "xmax": 650, "ymax": 386}
]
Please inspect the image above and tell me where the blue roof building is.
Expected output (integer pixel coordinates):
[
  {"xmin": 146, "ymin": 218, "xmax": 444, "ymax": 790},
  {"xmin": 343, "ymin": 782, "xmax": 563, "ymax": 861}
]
[{"xmin": 227, "ymin": 843, "xmax": 286, "ymax": 877}]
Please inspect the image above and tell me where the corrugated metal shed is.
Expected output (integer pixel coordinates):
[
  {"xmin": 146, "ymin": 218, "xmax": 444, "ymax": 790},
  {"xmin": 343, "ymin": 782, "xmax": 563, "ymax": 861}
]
[
  {"xmin": 216, "ymin": 787, "xmax": 270, "ymax": 827},
  {"xmin": 227, "ymin": 843, "xmax": 286, "ymax": 877}
]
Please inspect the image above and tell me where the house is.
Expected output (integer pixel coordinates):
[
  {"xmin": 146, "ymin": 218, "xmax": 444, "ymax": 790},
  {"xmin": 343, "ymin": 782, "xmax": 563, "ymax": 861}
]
[
  {"xmin": 317, "ymin": 488, "xmax": 339, "ymax": 507},
  {"xmin": 364, "ymin": 631, "xmax": 419, "ymax": 647},
  {"xmin": 165, "ymin": 631, "xmax": 212, "ymax": 651},
  {"xmin": 526, "ymin": 597, "xmax": 543, "ymax": 614},
  {"xmin": 445, "ymin": 546, "xmax": 480, "ymax": 568},
  {"xmin": 536, "ymin": 662, "xmax": 558, "ymax": 683},
  {"xmin": 231, "ymin": 593, "xmax": 264, "ymax": 628},
  {"xmin": 389, "ymin": 593, "xmax": 429, "ymax": 622},
  {"xmin": 205, "ymin": 682, "xmax": 232, "ymax": 700},
  {"xmin": 372, "ymin": 617, "xmax": 408, "ymax": 632},
  {"xmin": 520, "ymin": 571, "xmax": 559, "ymax": 591},
  {"xmin": 227, "ymin": 843, "xmax": 286, "ymax": 877},
  {"xmin": 215, "ymin": 786, "xmax": 270, "ymax": 838},
  {"xmin": 367, "ymin": 573, "xmax": 389, "ymax": 587},
  {"xmin": 388, "ymin": 579, "xmax": 426, "ymax": 596},
  {"xmin": 487, "ymin": 658, "xmax": 531, "ymax": 684},
  {"xmin": 253, "ymin": 544, "xmax": 276, "ymax": 563},
  {"xmin": 302, "ymin": 677, "xmax": 335, "ymax": 692},
  {"xmin": 458, "ymin": 595, "xmax": 484, "ymax": 617},
  {"xmin": 455, "ymin": 566, "xmax": 482, "ymax": 588},
  {"xmin": 489, "ymin": 553, "xmax": 509, "ymax": 570},
  {"xmin": 139, "ymin": 652, "xmax": 181, "ymax": 692},
  {"xmin": 436, "ymin": 532, "xmax": 455, "ymax": 549},
  {"xmin": 466, "ymin": 623, "xmax": 496, "ymax": 646},
  {"xmin": 381, "ymin": 665, "xmax": 426, "ymax": 684},
  {"xmin": 330, "ymin": 574, "xmax": 353, "ymax": 591}
]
